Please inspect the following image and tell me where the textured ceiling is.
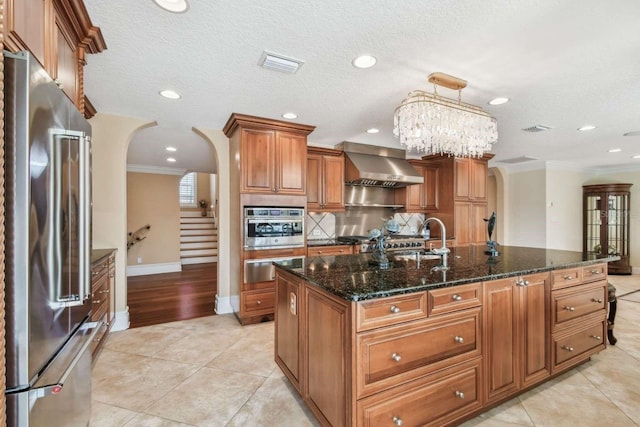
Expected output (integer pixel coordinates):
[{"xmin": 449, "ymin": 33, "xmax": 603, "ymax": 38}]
[{"xmin": 83, "ymin": 0, "xmax": 640, "ymax": 174}]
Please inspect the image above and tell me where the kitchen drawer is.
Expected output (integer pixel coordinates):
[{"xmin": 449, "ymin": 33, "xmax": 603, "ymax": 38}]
[
  {"xmin": 552, "ymin": 281, "xmax": 607, "ymax": 330},
  {"xmin": 357, "ymin": 358, "xmax": 482, "ymax": 427},
  {"xmin": 241, "ymin": 281, "xmax": 275, "ymax": 292},
  {"xmin": 91, "ymin": 260, "xmax": 109, "ymax": 284},
  {"xmin": 553, "ymin": 319, "xmax": 606, "ymax": 371},
  {"xmin": 356, "ymin": 308, "xmax": 480, "ymax": 398},
  {"xmin": 242, "ymin": 290, "xmax": 275, "ymax": 314},
  {"xmin": 356, "ymin": 292, "xmax": 427, "ymax": 332},
  {"xmin": 551, "ymin": 267, "xmax": 583, "ymax": 290},
  {"xmin": 90, "ymin": 312, "xmax": 110, "ymax": 363},
  {"xmin": 428, "ymin": 282, "xmax": 481, "ymax": 316},
  {"xmin": 307, "ymin": 245, "xmax": 353, "ymax": 257},
  {"xmin": 582, "ymin": 263, "xmax": 607, "ymax": 283}
]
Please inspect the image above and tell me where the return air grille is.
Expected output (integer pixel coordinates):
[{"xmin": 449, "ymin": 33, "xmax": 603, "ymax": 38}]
[
  {"xmin": 258, "ymin": 51, "xmax": 304, "ymax": 74},
  {"xmin": 522, "ymin": 124, "xmax": 552, "ymax": 132}
]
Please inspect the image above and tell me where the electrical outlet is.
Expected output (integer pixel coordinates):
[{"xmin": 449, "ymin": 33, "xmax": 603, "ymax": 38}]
[
  {"xmin": 137, "ymin": 257, "xmax": 142, "ymax": 264},
  {"xmin": 289, "ymin": 292, "xmax": 297, "ymax": 315}
]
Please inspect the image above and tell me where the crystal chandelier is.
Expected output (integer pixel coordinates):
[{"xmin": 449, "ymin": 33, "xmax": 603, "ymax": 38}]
[{"xmin": 393, "ymin": 72, "xmax": 498, "ymax": 158}]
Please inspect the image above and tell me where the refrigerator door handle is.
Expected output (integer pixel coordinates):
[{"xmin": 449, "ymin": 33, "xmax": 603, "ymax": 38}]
[
  {"xmin": 47, "ymin": 128, "xmax": 91, "ymax": 309},
  {"xmin": 29, "ymin": 321, "xmax": 102, "ymax": 400}
]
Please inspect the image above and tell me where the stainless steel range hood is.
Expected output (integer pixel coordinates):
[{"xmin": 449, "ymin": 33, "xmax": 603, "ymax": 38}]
[{"xmin": 335, "ymin": 141, "xmax": 423, "ymax": 187}]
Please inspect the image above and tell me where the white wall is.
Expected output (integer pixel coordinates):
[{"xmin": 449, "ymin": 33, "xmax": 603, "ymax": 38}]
[
  {"xmin": 89, "ymin": 113, "xmax": 155, "ymax": 329},
  {"xmin": 504, "ymin": 169, "xmax": 547, "ymax": 248}
]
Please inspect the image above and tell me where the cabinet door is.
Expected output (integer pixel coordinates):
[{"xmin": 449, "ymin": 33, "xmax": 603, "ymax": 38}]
[
  {"xmin": 470, "ymin": 160, "xmax": 487, "ymax": 200},
  {"xmin": 471, "ymin": 203, "xmax": 488, "ymax": 244},
  {"xmin": 423, "ymin": 165, "xmax": 440, "ymax": 211},
  {"xmin": 275, "ymin": 132, "xmax": 307, "ymax": 195},
  {"xmin": 455, "ymin": 159, "xmax": 470, "ymax": 199},
  {"xmin": 241, "ymin": 129, "xmax": 275, "ymax": 193},
  {"xmin": 53, "ymin": 13, "xmax": 78, "ymax": 105},
  {"xmin": 322, "ymin": 155, "xmax": 345, "ymax": 210},
  {"xmin": 484, "ymin": 278, "xmax": 519, "ymax": 403},
  {"xmin": 306, "ymin": 154, "xmax": 322, "ymax": 210},
  {"xmin": 454, "ymin": 202, "xmax": 471, "ymax": 246},
  {"xmin": 519, "ymin": 273, "xmax": 550, "ymax": 387},
  {"xmin": 275, "ymin": 272, "xmax": 302, "ymax": 391},
  {"xmin": 5, "ymin": 0, "xmax": 47, "ymax": 66}
]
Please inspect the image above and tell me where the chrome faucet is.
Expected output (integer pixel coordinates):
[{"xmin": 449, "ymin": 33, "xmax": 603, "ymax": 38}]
[{"xmin": 421, "ymin": 217, "xmax": 450, "ymax": 270}]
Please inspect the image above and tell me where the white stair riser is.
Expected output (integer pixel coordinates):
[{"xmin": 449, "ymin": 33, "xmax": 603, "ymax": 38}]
[
  {"xmin": 181, "ymin": 242, "xmax": 216, "ymax": 250},
  {"xmin": 181, "ymin": 223, "xmax": 215, "ymax": 230},
  {"xmin": 181, "ymin": 235, "xmax": 218, "ymax": 243},
  {"xmin": 180, "ymin": 217, "xmax": 216, "ymax": 224},
  {"xmin": 180, "ymin": 248, "xmax": 218, "ymax": 257},
  {"xmin": 181, "ymin": 229, "xmax": 216, "ymax": 236}
]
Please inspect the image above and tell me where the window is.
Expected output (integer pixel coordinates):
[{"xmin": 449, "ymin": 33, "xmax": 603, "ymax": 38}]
[{"xmin": 179, "ymin": 172, "xmax": 197, "ymax": 207}]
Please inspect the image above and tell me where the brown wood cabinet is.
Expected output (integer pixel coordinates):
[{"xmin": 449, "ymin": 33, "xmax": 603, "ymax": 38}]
[
  {"xmin": 420, "ymin": 155, "xmax": 492, "ymax": 245},
  {"xmin": 307, "ymin": 147, "xmax": 345, "ymax": 212},
  {"xmin": 307, "ymin": 245, "xmax": 353, "ymax": 257},
  {"xmin": 3, "ymin": 0, "xmax": 106, "ymax": 115},
  {"xmin": 90, "ymin": 249, "xmax": 116, "ymax": 362},
  {"xmin": 483, "ymin": 272, "xmax": 550, "ymax": 404},
  {"xmin": 237, "ymin": 126, "xmax": 309, "ymax": 195},
  {"xmin": 395, "ymin": 160, "xmax": 439, "ymax": 212}
]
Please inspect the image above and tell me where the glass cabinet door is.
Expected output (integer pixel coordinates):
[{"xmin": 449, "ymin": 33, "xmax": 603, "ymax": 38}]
[{"xmin": 584, "ymin": 194, "xmax": 602, "ymax": 254}]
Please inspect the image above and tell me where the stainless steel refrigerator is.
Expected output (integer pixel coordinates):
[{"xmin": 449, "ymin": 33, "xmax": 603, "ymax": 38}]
[{"xmin": 4, "ymin": 51, "xmax": 99, "ymax": 426}]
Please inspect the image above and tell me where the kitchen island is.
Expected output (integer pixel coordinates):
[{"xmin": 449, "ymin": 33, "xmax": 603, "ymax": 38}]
[{"xmin": 274, "ymin": 246, "xmax": 617, "ymax": 427}]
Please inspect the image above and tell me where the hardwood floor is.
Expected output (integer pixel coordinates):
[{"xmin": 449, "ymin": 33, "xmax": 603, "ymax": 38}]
[{"xmin": 127, "ymin": 263, "xmax": 218, "ymax": 328}]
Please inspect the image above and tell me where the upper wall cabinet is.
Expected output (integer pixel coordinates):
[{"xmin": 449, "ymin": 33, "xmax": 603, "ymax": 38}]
[
  {"xmin": 395, "ymin": 159, "xmax": 440, "ymax": 213},
  {"xmin": 307, "ymin": 147, "xmax": 345, "ymax": 212},
  {"xmin": 223, "ymin": 114, "xmax": 316, "ymax": 196},
  {"xmin": 4, "ymin": 0, "xmax": 106, "ymax": 115}
]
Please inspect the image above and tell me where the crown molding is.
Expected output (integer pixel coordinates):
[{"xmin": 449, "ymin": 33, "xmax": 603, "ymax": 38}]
[{"xmin": 127, "ymin": 164, "xmax": 186, "ymax": 176}]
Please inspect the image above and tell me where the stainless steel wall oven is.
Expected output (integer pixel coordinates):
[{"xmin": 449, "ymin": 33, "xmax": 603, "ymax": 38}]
[{"xmin": 244, "ymin": 207, "xmax": 304, "ymax": 250}]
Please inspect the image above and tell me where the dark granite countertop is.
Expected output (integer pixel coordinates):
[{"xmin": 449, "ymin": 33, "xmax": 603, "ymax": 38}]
[
  {"xmin": 91, "ymin": 248, "xmax": 117, "ymax": 264},
  {"xmin": 274, "ymin": 245, "xmax": 619, "ymax": 302},
  {"xmin": 307, "ymin": 239, "xmax": 355, "ymax": 247}
]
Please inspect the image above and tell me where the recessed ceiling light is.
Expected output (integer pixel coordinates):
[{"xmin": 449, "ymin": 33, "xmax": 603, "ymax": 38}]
[
  {"xmin": 488, "ymin": 97, "xmax": 510, "ymax": 105},
  {"xmin": 578, "ymin": 125, "xmax": 596, "ymax": 131},
  {"xmin": 352, "ymin": 55, "xmax": 377, "ymax": 69},
  {"xmin": 282, "ymin": 112, "xmax": 297, "ymax": 119},
  {"xmin": 623, "ymin": 131, "xmax": 640, "ymax": 137},
  {"xmin": 633, "ymin": 155, "xmax": 640, "ymax": 159},
  {"xmin": 366, "ymin": 128, "xmax": 380, "ymax": 134},
  {"xmin": 608, "ymin": 148, "xmax": 622, "ymax": 153},
  {"xmin": 159, "ymin": 89, "xmax": 181, "ymax": 99},
  {"xmin": 152, "ymin": 0, "xmax": 189, "ymax": 13},
  {"xmin": 166, "ymin": 157, "xmax": 177, "ymax": 163},
  {"xmin": 166, "ymin": 146, "xmax": 177, "ymax": 152}
]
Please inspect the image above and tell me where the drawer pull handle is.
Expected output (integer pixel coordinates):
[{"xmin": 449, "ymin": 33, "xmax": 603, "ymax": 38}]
[
  {"xmin": 452, "ymin": 294, "xmax": 462, "ymax": 301},
  {"xmin": 563, "ymin": 306, "xmax": 575, "ymax": 312},
  {"xmin": 392, "ymin": 416, "xmax": 403, "ymax": 426},
  {"xmin": 455, "ymin": 390, "xmax": 465, "ymax": 399},
  {"xmin": 590, "ymin": 335, "xmax": 602, "ymax": 340},
  {"xmin": 516, "ymin": 279, "xmax": 529, "ymax": 286},
  {"xmin": 562, "ymin": 346, "xmax": 574, "ymax": 352},
  {"xmin": 454, "ymin": 336, "xmax": 464, "ymax": 344},
  {"xmin": 592, "ymin": 298, "xmax": 603, "ymax": 303},
  {"xmin": 563, "ymin": 275, "xmax": 573, "ymax": 280},
  {"xmin": 390, "ymin": 305, "xmax": 401, "ymax": 313},
  {"xmin": 590, "ymin": 269, "xmax": 601, "ymax": 274},
  {"xmin": 99, "ymin": 289, "xmax": 110, "ymax": 294},
  {"xmin": 93, "ymin": 299, "xmax": 101, "ymax": 305},
  {"xmin": 93, "ymin": 337, "xmax": 101, "ymax": 343},
  {"xmin": 391, "ymin": 353, "xmax": 402, "ymax": 362}
]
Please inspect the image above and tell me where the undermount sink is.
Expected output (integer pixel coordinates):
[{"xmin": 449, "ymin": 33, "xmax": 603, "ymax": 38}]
[{"xmin": 393, "ymin": 252, "xmax": 442, "ymax": 261}]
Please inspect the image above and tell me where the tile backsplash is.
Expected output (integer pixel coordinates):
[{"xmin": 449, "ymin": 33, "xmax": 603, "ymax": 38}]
[{"xmin": 306, "ymin": 211, "xmax": 426, "ymax": 240}]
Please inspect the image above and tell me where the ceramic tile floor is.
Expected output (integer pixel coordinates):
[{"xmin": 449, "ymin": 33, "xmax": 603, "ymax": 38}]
[{"xmin": 91, "ymin": 275, "xmax": 639, "ymax": 426}]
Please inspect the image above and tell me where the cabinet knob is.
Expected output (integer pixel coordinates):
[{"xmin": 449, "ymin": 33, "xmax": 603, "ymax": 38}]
[
  {"xmin": 454, "ymin": 336, "xmax": 464, "ymax": 344},
  {"xmin": 317, "ymin": 251, "xmax": 323, "ymax": 254},
  {"xmin": 392, "ymin": 416, "xmax": 403, "ymax": 426},
  {"xmin": 256, "ymin": 300, "xmax": 262, "ymax": 305},
  {"xmin": 452, "ymin": 294, "xmax": 462, "ymax": 301},
  {"xmin": 391, "ymin": 353, "xmax": 402, "ymax": 362},
  {"xmin": 93, "ymin": 299, "xmax": 101, "ymax": 305},
  {"xmin": 562, "ymin": 345, "xmax": 574, "ymax": 352},
  {"xmin": 516, "ymin": 279, "xmax": 529, "ymax": 286},
  {"xmin": 591, "ymin": 298, "xmax": 603, "ymax": 303},
  {"xmin": 563, "ymin": 306, "xmax": 575, "ymax": 312},
  {"xmin": 339, "ymin": 249, "xmax": 344, "ymax": 253},
  {"xmin": 455, "ymin": 390, "xmax": 465, "ymax": 399},
  {"xmin": 590, "ymin": 335, "xmax": 602, "ymax": 340},
  {"xmin": 563, "ymin": 275, "xmax": 573, "ymax": 280},
  {"xmin": 389, "ymin": 305, "xmax": 401, "ymax": 313},
  {"xmin": 590, "ymin": 269, "xmax": 601, "ymax": 275}
]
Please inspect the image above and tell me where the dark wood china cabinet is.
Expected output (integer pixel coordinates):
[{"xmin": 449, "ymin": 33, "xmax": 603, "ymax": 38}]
[{"xmin": 583, "ymin": 183, "xmax": 632, "ymax": 274}]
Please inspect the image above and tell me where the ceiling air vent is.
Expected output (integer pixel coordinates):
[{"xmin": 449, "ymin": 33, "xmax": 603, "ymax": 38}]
[
  {"xmin": 497, "ymin": 156, "xmax": 540, "ymax": 164},
  {"xmin": 258, "ymin": 51, "xmax": 304, "ymax": 74},
  {"xmin": 522, "ymin": 125, "xmax": 552, "ymax": 132}
]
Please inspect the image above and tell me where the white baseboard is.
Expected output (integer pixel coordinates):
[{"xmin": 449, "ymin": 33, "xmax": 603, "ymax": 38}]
[
  {"xmin": 127, "ymin": 262, "xmax": 182, "ymax": 277},
  {"xmin": 110, "ymin": 308, "xmax": 130, "ymax": 332},
  {"xmin": 632, "ymin": 266, "xmax": 640, "ymax": 275},
  {"xmin": 215, "ymin": 294, "xmax": 238, "ymax": 314}
]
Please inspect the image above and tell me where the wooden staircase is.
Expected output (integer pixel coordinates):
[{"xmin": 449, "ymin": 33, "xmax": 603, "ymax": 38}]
[{"xmin": 180, "ymin": 211, "xmax": 218, "ymax": 264}]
